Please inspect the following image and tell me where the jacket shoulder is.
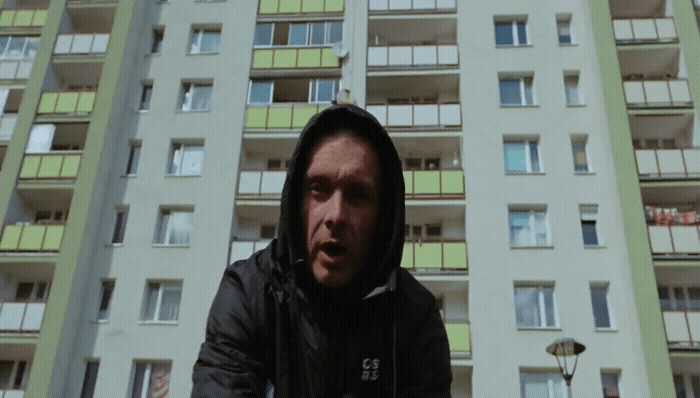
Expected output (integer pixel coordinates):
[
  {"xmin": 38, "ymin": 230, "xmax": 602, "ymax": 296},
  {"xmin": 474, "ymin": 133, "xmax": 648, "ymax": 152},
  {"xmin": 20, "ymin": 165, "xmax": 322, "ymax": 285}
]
[{"xmin": 396, "ymin": 268, "xmax": 438, "ymax": 312}]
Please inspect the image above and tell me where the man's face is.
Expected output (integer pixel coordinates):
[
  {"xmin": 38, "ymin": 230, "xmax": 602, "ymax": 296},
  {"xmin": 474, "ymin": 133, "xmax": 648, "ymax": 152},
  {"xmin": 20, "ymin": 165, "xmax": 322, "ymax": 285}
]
[{"xmin": 302, "ymin": 133, "xmax": 381, "ymax": 288}]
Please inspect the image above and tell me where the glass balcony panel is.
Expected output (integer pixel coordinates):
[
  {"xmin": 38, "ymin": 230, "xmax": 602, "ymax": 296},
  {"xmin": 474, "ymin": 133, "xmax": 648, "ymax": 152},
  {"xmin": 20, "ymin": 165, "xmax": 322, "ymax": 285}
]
[
  {"xmin": 55, "ymin": 92, "xmax": 79, "ymax": 113},
  {"xmin": 369, "ymin": 0, "xmax": 388, "ymax": 10},
  {"xmin": 252, "ymin": 49, "xmax": 274, "ymax": 69},
  {"xmin": 413, "ymin": 0, "xmax": 435, "ymax": 9},
  {"xmin": 413, "ymin": 46, "xmax": 437, "ymax": 65},
  {"xmin": 437, "ymin": 45, "xmax": 458, "ymax": 65},
  {"xmin": 366, "ymin": 105, "xmax": 387, "ymax": 126},
  {"xmin": 71, "ymin": 34, "xmax": 93, "ymax": 53},
  {"xmin": 297, "ymin": 48, "xmax": 322, "ymax": 68},
  {"xmin": 272, "ymin": 49, "xmax": 297, "ymax": 68},
  {"xmin": 663, "ymin": 311, "xmax": 691, "ymax": 343},
  {"xmin": 367, "ymin": 47, "xmax": 388, "ymax": 66},
  {"xmin": 413, "ymin": 104, "xmax": 438, "ymax": 126},
  {"xmin": 325, "ymin": 0, "xmax": 343, "ymax": 12},
  {"xmin": 414, "ymin": 242, "xmax": 441, "ymax": 269},
  {"xmin": 684, "ymin": 149, "xmax": 700, "ymax": 175},
  {"xmin": 0, "ymin": 61, "xmax": 18, "ymax": 79},
  {"xmin": 267, "ymin": 107, "xmax": 293, "ymax": 129},
  {"xmin": 0, "ymin": 114, "xmax": 16, "ymax": 141},
  {"xmin": 441, "ymin": 170, "xmax": 464, "ymax": 194},
  {"xmin": 414, "ymin": 170, "xmax": 440, "ymax": 194},
  {"xmin": 36, "ymin": 155, "xmax": 63, "ymax": 178},
  {"xmin": 655, "ymin": 18, "xmax": 677, "ymax": 40},
  {"xmin": 320, "ymin": 48, "xmax": 338, "ymax": 67},
  {"xmin": 16, "ymin": 60, "xmax": 31, "ymax": 79},
  {"xmin": 657, "ymin": 149, "xmax": 685, "ymax": 175},
  {"xmin": 0, "ymin": 10, "xmax": 15, "ymax": 26},
  {"xmin": 230, "ymin": 241, "xmax": 255, "ymax": 263},
  {"xmin": 387, "ymin": 105, "xmax": 412, "ymax": 126},
  {"xmin": 42, "ymin": 225, "xmax": 63, "ymax": 251},
  {"xmin": 445, "ymin": 323, "xmax": 470, "ymax": 353},
  {"xmin": 92, "ymin": 34, "xmax": 109, "ymax": 53},
  {"xmin": 648, "ymin": 225, "xmax": 673, "ymax": 253},
  {"xmin": 643, "ymin": 81, "xmax": 671, "ymax": 104},
  {"xmin": 613, "ymin": 20, "xmax": 634, "ymax": 41},
  {"xmin": 279, "ymin": 0, "xmax": 301, "ymax": 13},
  {"xmin": 301, "ymin": 0, "xmax": 322, "ymax": 12},
  {"xmin": 440, "ymin": 103, "xmax": 461, "ymax": 126},
  {"xmin": 402, "ymin": 170, "xmax": 413, "ymax": 193},
  {"xmin": 401, "ymin": 242, "xmax": 414, "ymax": 268},
  {"xmin": 21, "ymin": 302, "xmax": 45, "ymax": 331},
  {"xmin": 0, "ymin": 302, "xmax": 24, "ymax": 330},
  {"xmin": 635, "ymin": 150, "xmax": 659, "ymax": 176},
  {"xmin": 19, "ymin": 155, "xmax": 40, "ymax": 178},
  {"xmin": 76, "ymin": 92, "xmax": 95, "ymax": 113},
  {"xmin": 623, "ymin": 81, "xmax": 645, "ymax": 105},
  {"xmin": 669, "ymin": 80, "xmax": 692, "ymax": 104},
  {"xmin": 259, "ymin": 0, "xmax": 279, "ymax": 13},
  {"xmin": 0, "ymin": 225, "xmax": 21, "ymax": 250},
  {"xmin": 245, "ymin": 107, "xmax": 268, "ymax": 129},
  {"xmin": 631, "ymin": 19, "xmax": 657, "ymax": 40},
  {"xmin": 688, "ymin": 312, "xmax": 700, "ymax": 343},
  {"xmin": 238, "ymin": 171, "xmax": 262, "ymax": 194},
  {"xmin": 18, "ymin": 225, "xmax": 44, "ymax": 251},
  {"xmin": 670, "ymin": 226, "xmax": 700, "ymax": 253},
  {"xmin": 4, "ymin": 391, "xmax": 25, "ymax": 398},
  {"xmin": 436, "ymin": 0, "xmax": 456, "ymax": 8},
  {"xmin": 388, "ymin": 46, "xmax": 411, "ymax": 65},
  {"xmin": 442, "ymin": 241, "xmax": 467, "ymax": 269},
  {"xmin": 13, "ymin": 10, "xmax": 33, "ymax": 26},
  {"xmin": 389, "ymin": 0, "xmax": 411, "ymax": 9},
  {"xmin": 260, "ymin": 171, "xmax": 286, "ymax": 194}
]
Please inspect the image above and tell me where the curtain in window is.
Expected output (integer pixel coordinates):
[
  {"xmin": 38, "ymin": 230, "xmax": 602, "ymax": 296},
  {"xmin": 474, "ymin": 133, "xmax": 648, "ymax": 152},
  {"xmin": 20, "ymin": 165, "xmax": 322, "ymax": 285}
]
[
  {"xmin": 499, "ymin": 79, "xmax": 521, "ymax": 105},
  {"xmin": 168, "ymin": 211, "xmax": 192, "ymax": 245},
  {"xmin": 200, "ymin": 31, "xmax": 220, "ymax": 53},
  {"xmin": 181, "ymin": 146, "xmax": 203, "ymax": 175},
  {"xmin": 148, "ymin": 364, "xmax": 171, "ymax": 398},
  {"xmin": 170, "ymin": 146, "xmax": 182, "ymax": 174},
  {"xmin": 565, "ymin": 80, "xmax": 579, "ymax": 105},
  {"xmin": 509, "ymin": 211, "xmax": 530, "ymax": 246},
  {"xmin": 158, "ymin": 286, "xmax": 181, "ymax": 321},
  {"xmin": 26, "ymin": 124, "xmax": 56, "ymax": 153},
  {"xmin": 504, "ymin": 142, "xmax": 526, "ymax": 172},
  {"xmin": 534, "ymin": 211, "xmax": 548, "ymax": 245},
  {"xmin": 572, "ymin": 141, "xmax": 588, "ymax": 171},
  {"xmin": 515, "ymin": 287, "xmax": 540, "ymax": 327},
  {"xmin": 190, "ymin": 86, "xmax": 211, "ymax": 111},
  {"xmin": 528, "ymin": 142, "xmax": 540, "ymax": 172}
]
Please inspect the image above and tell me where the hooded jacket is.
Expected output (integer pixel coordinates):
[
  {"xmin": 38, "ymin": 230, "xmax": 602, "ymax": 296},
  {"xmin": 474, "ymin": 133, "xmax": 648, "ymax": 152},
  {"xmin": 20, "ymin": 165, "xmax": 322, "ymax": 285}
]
[{"xmin": 192, "ymin": 104, "xmax": 452, "ymax": 397}]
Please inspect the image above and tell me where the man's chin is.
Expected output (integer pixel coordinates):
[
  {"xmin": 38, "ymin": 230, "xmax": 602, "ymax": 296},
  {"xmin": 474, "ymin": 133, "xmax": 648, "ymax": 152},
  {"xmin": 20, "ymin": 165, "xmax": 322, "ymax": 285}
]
[{"xmin": 312, "ymin": 265, "xmax": 351, "ymax": 288}]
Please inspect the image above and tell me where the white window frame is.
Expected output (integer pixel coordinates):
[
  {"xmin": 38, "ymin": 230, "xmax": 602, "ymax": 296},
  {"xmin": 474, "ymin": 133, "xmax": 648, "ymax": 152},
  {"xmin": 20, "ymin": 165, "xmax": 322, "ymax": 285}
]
[
  {"xmin": 571, "ymin": 136, "xmax": 592, "ymax": 173},
  {"xmin": 156, "ymin": 208, "xmax": 193, "ymax": 245},
  {"xmin": 495, "ymin": 20, "xmax": 529, "ymax": 46},
  {"xmin": 141, "ymin": 282, "xmax": 182, "ymax": 322},
  {"xmin": 499, "ymin": 75, "xmax": 536, "ymax": 106},
  {"xmin": 253, "ymin": 23, "xmax": 275, "ymax": 48},
  {"xmin": 658, "ymin": 285, "xmax": 700, "ymax": 311},
  {"xmin": 189, "ymin": 27, "xmax": 221, "ymax": 54},
  {"xmin": 514, "ymin": 285, "xmax": 559, "ymax": 328},
  {"xmin": 181, "ymin": 82, "xmax": 213, "ymax": 111},
  {"xmin": 504, "ymin": 139, "xmax": 542, "ymax": 173},
  {"xmin": 308, "ymin": 79, "xmax": 340, "ymax": 104},
  {"xmin": 520, "ymin": 371, "xmax": 567, "ymax": 398},
  {"xmin": 96, "ymin": 279, "xmax": 115, "ymax": 321},
  {"xmin": 580, "ymin": 204, "xmax": 601, "ymax": 246},
  {"xmin": 509, "ymin": 207, "xmax": 551, "ymax": 247},
  {"xmin": 247, "ymin": 80, "xmax": 274, "ymax": 104},
  {"xmin": 287, "ymin": 22, "xmax": 343, "ymax": 47},
  {"xmin": 564, "ymin": 73, "xmax": 583, "ymax": 105},
  {"xmin": 0, "ymin": 36, "xmax": 39, "ymax": 60},
  {"xmin": 132, "ymin": 362, "xmax": 172, "ymax": 398},
  {"xmin": 557, "ymin": 16, "xmax": 575, "ymax": 45},
  {"xmin": 591, "ymin": 283, "xmax": 615, "ymax": 329},
  {"xmin": 169, "ymin": 142, "xmax": 204, "ymax": 176}
]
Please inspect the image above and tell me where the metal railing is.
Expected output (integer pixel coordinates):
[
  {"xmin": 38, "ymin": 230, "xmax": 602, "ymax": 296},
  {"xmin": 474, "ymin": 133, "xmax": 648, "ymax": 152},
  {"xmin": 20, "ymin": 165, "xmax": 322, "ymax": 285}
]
[
  {"xmin": 0, "ymin": 301, "xmax": 45, "ymax": 332},
  {"xmin": 245, "ymin": 103, "xmax": 328, "ymax": 130},
  {"xmin": 623, "ymin": 79, "xmax": 693, "ymax": 108},
  {"xmin": 258, "ymin": 0, "xmax": 343, "ymax": 14},
  {"xmin": 367, "ymin": 44, "xmax": 458, "ymax": 68},
  {"xmin": 635, "ymin": 149, "xmax": 700, "ymax": 179},
  {"xmin": 0, "ymin": 60, "xmax": 32, "ymax": 80},
  {"xmin": 0, "ymin": 223, "xmax": 65, "ymax": 252},
  {"xmin": 54, "ymin": 33, "xmax": 109, "ymax": 55},
  {"xmin": 366, "ymin": 103, "xmax": 461, "ymax": 128},
  {"xmin": 662, "ymin": 309, "xmax": 700, "ymax": 347},
  {"xmin": 612, "ymin": 18, "xmax": 678, "ymax": 43},
  {"xmin": 37, "ymin": 90, "xmax": 96, "ymax": 115},
  {"xmin": 369, "ymin": 0, "xmax": 456, "ymax": 12},
  {"xmin": 647, "ymin": 225, "xmax": 700, "ymax": 256},
  {"xmin": 0, "ymin": 8, "xmax": 46, "ymax": 28},
  {"xmin": 401, "ymin": 239, "xmax": 468, "ymax": 271},
  {"xmin": 252, "ymin": 47, "xmax": 338, "ymax": 69},
  {"xmin": 19, "ymin": 151, "xmax": 82, "ymax": 179}
]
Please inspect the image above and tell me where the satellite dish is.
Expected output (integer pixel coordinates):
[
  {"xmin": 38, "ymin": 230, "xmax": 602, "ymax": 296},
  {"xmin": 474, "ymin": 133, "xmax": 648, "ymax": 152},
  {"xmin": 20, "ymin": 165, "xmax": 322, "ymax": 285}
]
[{"xmin": 332, "ymin": 42, "xmax": 349, "ymax": 58}]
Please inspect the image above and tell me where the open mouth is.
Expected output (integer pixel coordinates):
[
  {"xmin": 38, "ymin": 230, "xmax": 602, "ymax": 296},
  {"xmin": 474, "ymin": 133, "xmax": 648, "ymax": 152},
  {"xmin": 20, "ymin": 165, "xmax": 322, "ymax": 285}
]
[{"xmin": 320, "ymin": 241, "xmax": 345, "ymax": 257}]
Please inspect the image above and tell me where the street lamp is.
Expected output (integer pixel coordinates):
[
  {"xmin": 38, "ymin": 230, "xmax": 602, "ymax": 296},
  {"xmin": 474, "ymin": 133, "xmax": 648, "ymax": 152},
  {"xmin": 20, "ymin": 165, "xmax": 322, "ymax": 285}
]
[{"xmin": 546, "ymin": 338, "xmax": 586, "ymax": 398}]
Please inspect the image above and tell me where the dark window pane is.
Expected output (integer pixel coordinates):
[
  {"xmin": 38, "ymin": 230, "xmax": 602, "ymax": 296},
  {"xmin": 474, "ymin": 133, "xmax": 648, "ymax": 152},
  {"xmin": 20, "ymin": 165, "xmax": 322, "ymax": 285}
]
[
  {"xmin": 80, "ymin": 362, "xmax": 99, "ymax": 398},
  {"xmin": 495, "ymin": 23, "xmax": 513, "ymax": 45},
  {"xmin": 499, "ymin": 79, "xmax": 521, "ymax": 105},
  {"xmin": 328, "ymin": 22, "xmax": 343, "ymax": 44},
  {"xmin": 253, "ymin": 23, "xmax": 273, "ymax": 46},
  {"xmin": 127, "ymin": 145, "xmax": 141, "ymax": 175},
  {"xmin": 517, "ymin": 22, "xmax": 527, "ymax": 44},
  {"xmin": 582, "ymin": 221, "xmax": 598, "ymax": 245},
  {"xmin": 591, "ymin": 287, "xmax": 611, "ymax": 328}
]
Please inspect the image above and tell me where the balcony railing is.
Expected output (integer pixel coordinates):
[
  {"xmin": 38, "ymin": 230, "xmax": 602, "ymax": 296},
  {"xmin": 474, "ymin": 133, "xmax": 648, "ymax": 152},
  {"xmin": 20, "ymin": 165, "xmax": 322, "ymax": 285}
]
[
  {"xmin": 0, "ymin": 223, "xmax": 64, "ymax": 252},
  {"xmin": 367, "ymin": 45, "xmax": 458, "ymax": 68},
  {"xmin": 663, "ymin": 309, "xmax": 700, "ymax": 347},
  {"xmin": 0, "ymin": 60, "xmax": 32, "ymax": 80},
  {"xmin": 636, "ymin": 149, "xmax": 700, "ymax": 179},
  {"xmin": 367, "ymin": 103, "xmax": 461, "ymax": 128},
  {"xmin": 258, "ymin": 0, "xmax": 344, "ymax": 14},
  {"xmin": 648, "ymin": 225, "xmax": 700, "ymax": 256},
  {"xmin": 401, "ymin": 239, "xmax": 467, "ymax": 271},
  {"xmin": 230, "ymin": 240, "xmax": 272, "ymax": 264},
  {"xmin": 369, "ymin": 0, "xmax": 456, "ymax": 12},
  {"xmin": 252, "ymin": 47, "xmax": 339, "ymax": 69},
  {"xmin": 54, "ymin": 33, "xmax": 109, "ymax": 55},
  {"xmin": 445, "ymin": 322, "xmax": 471, "ymax": 355},
  {"xmin": 245, "ymin": 104, "xmax": 328, "ymax": 130},
  {"xmin": 37, "ymin": 90, "xmax": 96, "ymax": 115},
  {"xmin": 0, "ymin": 301, "xmax": 45, "ymax": 332},
  {"xmin": 0, "ymin": 9, "xmax": 47, "ymax": 28},
  {"xmin": 613, "ymin": 18, "xmax": 678, "ymax": 43},
  {"xmin": 19, "ymin": 151, "xmax": 82, "ymax": 179},
  {"xmin": 0, "ymin": 388, "xmax": 25, "ymax": 398},
  {"xmin": 0, "ymin": 114, "xmax": 16, "ymax": 141},
  {"xmin": 237, "ymin": 170, "xmax": 286, "ymax": 198},
  {"xmin": 623, "ymin": 79, "xmax": 693, "ymax": 108}
]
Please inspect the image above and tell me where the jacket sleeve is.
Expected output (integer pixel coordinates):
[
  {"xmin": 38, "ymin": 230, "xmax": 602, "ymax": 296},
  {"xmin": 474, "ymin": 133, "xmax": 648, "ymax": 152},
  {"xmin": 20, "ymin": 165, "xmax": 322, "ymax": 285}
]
[{"xmin": 191, "ymin": 260, "xmax": 268, "ymax": 397}]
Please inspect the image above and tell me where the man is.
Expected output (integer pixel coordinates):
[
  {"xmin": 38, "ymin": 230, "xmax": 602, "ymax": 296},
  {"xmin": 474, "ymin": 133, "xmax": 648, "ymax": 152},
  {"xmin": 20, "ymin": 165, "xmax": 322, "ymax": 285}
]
[{"xmin": 191, "ymin": 104, "xmax": 452, "ymax": 397}]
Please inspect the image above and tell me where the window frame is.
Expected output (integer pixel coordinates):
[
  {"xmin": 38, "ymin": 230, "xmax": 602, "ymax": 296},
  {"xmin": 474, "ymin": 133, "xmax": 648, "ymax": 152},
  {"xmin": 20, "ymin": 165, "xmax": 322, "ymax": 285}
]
[
  {"xmin": 126, "ymin": 140, "xmax": 141, "ymax": 176},
  {"xmin": 520, "ymin": 370, "xmax": 566, "ymax": 398},
  {"xmin": 514, "ymin": 284, "xmax": 559, "ymax": 328},
  {"xmin": 150, "ymin": 27, "xmax": 164, "ymax": 54},
  {"xmin": 499, "ymin": 75, "xmax": 536, "ymax": 106},
  {"xmin": 308, "ymin": 79, "xmax": 341, "ymax": 104},
  {"xmin": 96, "ymin": 279, "xmax": 115, "ymax": 321},
  {"xmin": 571, "ymin": 135, "xmax": 592, "ymax": 173},
  {"xmin": 180, "ymin": 81, "xmax": 213, "ymax": 112},
  {"xmin": 168, "ymin": 142, "xmax": 204, "ymax": 176},
  {"xmin": 247, "ymin": 80, "xmax": 274, "ymax": 104},
  {"xmin": 155, "ymin": 207, "xmax": 194, "ymax": 245},
  {"xmin": 140, "ymin": 281, "xmax": 182, "ymax": 323},
  {"xmin": 503, "ymin": 139, "xmax": 542, "ymax": 174},
  {"xmin": 580, "ymin": 204, "xmax": 601, "ymax": 246},
  {"xmin": 253, "ymin": 23, "xmax": 274, "ymax": 47},
  {"xmin": 0, "ymin": 36, "xmax": 39, "ymax": 60},
  {"xmin": 591, "ymin": 283, "xmax": 615, "ymax": 330},
  {"xmin": 557, "ymin": 15, "xmax": 575, "ymax": 45},
  {"xmin": 508, "ymin": 206, "xmax": 551, "ymax": 247},
  {"xmin": 80, "ymin": 360, "xmax": 100, "ymax": 398},
  {"xmin": 138, "ymin": 82, "xmax": 153, "ymax": 111},
  {"xmin": 131, "ymin": 362, "xmax": 172, "ymax": 398},
  {"xmin": 189, "ymin": 26, "xmax": 221, "ymax": 54},
  {"xmin": 494, "ymin": 19, "xmax": 529, "ymax": 46},
  {"xmin": 111, "ymin": 207, "xmax": 128, "ymax": 244},
  {"xmin": 564, "ymin": 73, "xmax": 583, "ymax": 106}
]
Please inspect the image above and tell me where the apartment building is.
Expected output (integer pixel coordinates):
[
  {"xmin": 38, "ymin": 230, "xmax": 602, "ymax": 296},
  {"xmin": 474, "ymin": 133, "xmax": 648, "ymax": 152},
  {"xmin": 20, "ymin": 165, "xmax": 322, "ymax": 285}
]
[{"xmin": 0, "ymin": 0, "xmax": 697, "ymax": 397}]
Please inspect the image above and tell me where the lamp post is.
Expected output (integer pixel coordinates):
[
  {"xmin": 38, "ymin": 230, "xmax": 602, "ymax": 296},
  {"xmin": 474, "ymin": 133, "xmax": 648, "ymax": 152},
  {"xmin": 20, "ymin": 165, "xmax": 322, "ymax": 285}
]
[{"xmin": 546, "ymin": 338, "xmax": 586, "ymax": 398}]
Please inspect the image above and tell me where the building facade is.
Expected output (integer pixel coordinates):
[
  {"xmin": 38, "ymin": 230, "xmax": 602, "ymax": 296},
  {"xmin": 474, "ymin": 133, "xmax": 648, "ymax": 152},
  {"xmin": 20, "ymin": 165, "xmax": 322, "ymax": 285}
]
[{"xmin": 0, "ymin": 0, "xmax": 697, "ymax": 396}]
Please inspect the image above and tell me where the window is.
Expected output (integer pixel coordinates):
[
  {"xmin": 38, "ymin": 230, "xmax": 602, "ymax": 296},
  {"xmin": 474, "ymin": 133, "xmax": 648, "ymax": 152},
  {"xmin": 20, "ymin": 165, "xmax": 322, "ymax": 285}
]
[
  {"xmin": 580, "ymin": 205, "xmax": 600, "ymax": 246},
  {"xmin": 514, "ymin": 285, "xmax": 557, "ymax": 328},
  {"xmin": 190, "ymin": 27, "xmax": 221, "ymax": 54},
  {"xmin": 499, "ymin": 75, "xmax": 535, "ymax": 105},
  {"xmin": 168, "ymin": 142, "xmax": 204, "ymax": 176},
  {"xmin": 126, "ymin": 141, "xmax": 141, "ymax": 175},
  {"xmin": 309, "ymin": 79, "xmax": 340, "ymax": 103},
  {"xmin": 289, "ymin": 23, "xmax": 308, "ymax": 45},
  {"xmin": 80, "ymin": 361, "xmax": 99, "ymax": 398},
  {"xmin": 675, "ymin": 374, "xmax": 687, "ymax": 398},
  {"xmin": 151, "ymin": 28, "xmax": 164, "ymax": 54},
  {"xmin": 601, "ymin": 372, "xmax": 621, "ymax": 398},
  {"xmin": 141, "ymin": 282, "xmax": 182, "ymax": 322},
  {"xmin": 112, "ymin": 208, "xmax": 128, "ymax": 244},
  {"xmin": 181, "ymin": 82, "xmax": 212, "ymax": 111},
  {"xmin": 557, "ymin": 16, "xmax": 574, "ymax": 44},
  {"xmin": 0, "ymin": 36, "xmax": 39, "ymax": 60},
  {"xmin": 267, "ymin": 159, "xmax": 282, "ymax": 170},
  {"xmin": 658, "ymin": 286, "xmax": 700, "ymax": 311},
  {"xmin": 248, "ymin": 81, "xmax": 273, "ymax": 104},
  {"xmin": 564, "ymin": 73, "xmax": 583, "ymax": 105},
  {"xmin": 254, "ymin": 23, "xmax": 273, "ymax": 47},
  {"xmin": 495, "ymin": 19, "xmax": 528, "ymax": 46},
  {"xmin": 131, "ymin": 362, "xmax": 172, "ymax": 398},
  {"xmin": 0, "ymin": 360, "xmax": 27, "ymax": 390},
  {"xmin": 15, "ymin": 281, "xmax": 48, "ymax": 301},
  {"xmin": 591, "ymin": 285, "xmax": 613, "ymax": 328},
  {"xmin": 138, "ymin": 83, "xmax": 152, "ymax": 111},
  {"xmin": 287, "ymin": 22, "xmax": 342, "ymax": 46},
  {"xmin": 508, "ymin": 207, "xmax": 550, "ymax": 247},
  {"xmin": 155, "ymin": 208, "xmax": 193, "ymax": 245},
  {"xmin": 571, "ymin": 136, "xmax": 591, "ymax": 172},
  {"xmin": 504, "ymin": 139, "xmax": 541, "ymax": 173},
  {"xmin": 520, "ymin": 371, "xmax": 564, "ymax": 398},
  {"xmin": 97, "ymin": 280, "xmax": 114, "ymax": 321}
]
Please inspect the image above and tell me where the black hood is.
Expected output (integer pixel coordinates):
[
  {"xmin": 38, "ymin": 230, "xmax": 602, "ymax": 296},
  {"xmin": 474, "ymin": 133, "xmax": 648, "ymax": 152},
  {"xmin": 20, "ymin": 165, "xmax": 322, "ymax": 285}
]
[{"xmin": 274, "ymin": 104, "xmax": 405, "ymax": 303}]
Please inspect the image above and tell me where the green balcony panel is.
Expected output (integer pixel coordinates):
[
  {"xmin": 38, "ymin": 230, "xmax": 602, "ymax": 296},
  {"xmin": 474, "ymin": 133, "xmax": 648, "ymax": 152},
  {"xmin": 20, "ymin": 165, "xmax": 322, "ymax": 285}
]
[
  {"xmin": 252, "ymin": 50, "xmax": 274, "ymax": 69},
  {"xmin": 55, "ymin": 92, "xmax": 79, "ymax": 113},
  {"xmin": 321, "ymin": 48, "xmax": 339, "ymax": 67},
  {"xmin": 13, "ymin": 10, "xmax": 33, "ymax": 26},
  {"xmin": 414, "ymin": 242, "xmax": 441, "ymax": 269},
  {"xmin": 19, "ymin": 155, "xmax": 40, "ymax": 178},
  {"xmin": 442, "ymin": 242, "xmax": 467, "ymax": 270},
  {"xmin": 278, "ymin": 0, "xmax": 301, "ymax": 13},
  {"xmin": 325, "ymin": 0, "xmax": 343, "ymax": 11},
  {"xmin": 0, "ymin": 11, "xmax": 15, "ymax": 27},
  {"xmin": 18, "ymin": 225, "xmax": 44, "ymax": 251},
  {"xmin": 246, "ymin": 107, "xmax": 268, "ymax": 129},
  {"xmin": 273, "ymin": 49, "xmax": 297, "ymax": 68},
  {"xmin": 259, "ymin": 0, "xmax": 279, "ymax": 13},
  {"xmin": 42, "ymin": 225, "xmax": 63, "ymax": 251},
  {"xmin": 292, "ymin": 105, "xmax": 318, "ymax": 128},
  {"xmin": 36, "ymin": 155, "xmax": 62, "ymax": 178},
  {"xmin": 0, "ymin": 225, "xmax": 21, "ymax": 251},
  {"xmin": 414, "ymin": 171, "xmax": 440, "ymax": 194},
  {"xmin": 76, "ymin": 92, "xmax": 95, "ymax": 113},
  {"xmin": 445, "ymin": 323, "xmax": 470, "ymax": 352},
  {"xmin": 401, "ymin": 243, "xmax": 413, "ymax": 268},
  {"xmin": 267, "ymin": 107, "xmax": 293, "ymax": 129},
  {"xmin": 297, "ymin": 48, "xmax": 321, "ymax": 68},
  {"xmin": 403, "ymin": 171, "xmax": 413, "ymax": 194},
  {"xmin": 38, "ymin": 92, "xmax": 58, "ymax": 114},
  {"xmin": 60, "ymin": 155, "xmax": 81, "ymax": 177},
  {"xmin": 441, "ymin": 170, "xmax": 464, "ymax": 194},
  {"xmin": 31, "ymin": 9, "xmax": 46, "ymax": 26},
  {"xmin": 302, "ymin": 0, "xmax": 323, "ymax": 12}
]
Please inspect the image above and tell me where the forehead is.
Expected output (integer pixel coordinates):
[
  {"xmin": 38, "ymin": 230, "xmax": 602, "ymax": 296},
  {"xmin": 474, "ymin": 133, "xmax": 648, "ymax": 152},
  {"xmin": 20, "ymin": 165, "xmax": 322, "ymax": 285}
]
[{"xmin": 305, "ymin": 133, "xmax": 380, "ymax": 182}]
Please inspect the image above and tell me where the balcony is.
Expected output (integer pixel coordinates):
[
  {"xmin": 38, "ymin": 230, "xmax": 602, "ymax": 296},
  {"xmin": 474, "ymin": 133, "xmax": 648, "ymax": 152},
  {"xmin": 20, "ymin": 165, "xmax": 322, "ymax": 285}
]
[
  {"xmin": 0, "ymin": 223, "xmax": 64, "ymax": 253},
  {"xmin": 368, "ymin": 45, "xmax": 458, "ymax": 69},
  {"xmin": 0, "ymin": 115, "xmax": 16, "ymax": 141},
  {"xmin": 0, "ymin": 9, "xmax": 46, "ymax": 28},
  {"xmin": 648, "ymin": 225, "xmax": 700, "ymax": 257},
  {"xmin": 245, "ymin": 104, "xmax": 327, "ymax": 130},
  {"xmin": 401, "ymin": 239, "xmax": 467, "ymax": 272},
  {"xmin": 18, "ymin": 152, "xmax": 82, "ymax": 180},
  {"xmin": 663, "ymin": 309, "xmax": 700, "ymax": 348},
  {"xmin": 37, "ymin": 91, "xmax": 96, "ymax": 116},
  {"xmin": 252, "ymin": 47, "xmax": 339, "ymax": 70},
  {"xmin": 369, "ymin": 0, "xmax": 456, "ymax": 13},
  {"xmin": 613, "ymin": 18, "xmax": 678, "ymax": 44},
  {"xmin": 623, "ymin": 79, "xmax": 693, "ymax": 108},
  {"xmin": 636, "ymin": 149, "xmax": 700, "ymax": 179},
  {"xmin": 54, "ymin": 33, "xmax": 109, "ymax": 56},
  {"xmin": 367, "ymin": 103, "xmax": 461, "ymax": 129},
  {"xmin": 0, "ymin": 302, "xmax": 44, "ymax": 333},
  {"xmin": 258, "ymin": 0, "xmax": 343, "ymax": 14},
  {"xmin": 0, "ymin": 60, "xmax": 32, "ymax": 81},
  {"xmin": 445, "ymin": 322, "xmax": 471, "ymax": 357},
  {"xmin": 229, "ymin": 240, "xmax": 272, "ymax": 264}
]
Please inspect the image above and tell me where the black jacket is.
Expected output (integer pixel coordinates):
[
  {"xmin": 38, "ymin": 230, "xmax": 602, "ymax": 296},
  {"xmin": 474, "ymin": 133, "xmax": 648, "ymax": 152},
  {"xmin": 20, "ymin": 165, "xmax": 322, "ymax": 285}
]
[{"xmin": 191, "ymin": 105, "xmax": 452, "ymax": 397}]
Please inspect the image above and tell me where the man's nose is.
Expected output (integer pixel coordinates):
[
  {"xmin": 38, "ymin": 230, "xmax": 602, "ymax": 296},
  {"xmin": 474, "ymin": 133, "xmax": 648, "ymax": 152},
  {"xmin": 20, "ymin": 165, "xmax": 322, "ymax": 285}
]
[{"xmin": 324, "ymin": 190, "xmax": 348, "ymax": 230}]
